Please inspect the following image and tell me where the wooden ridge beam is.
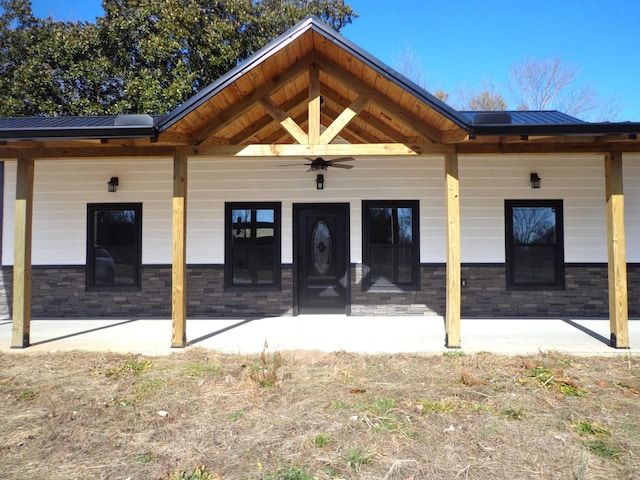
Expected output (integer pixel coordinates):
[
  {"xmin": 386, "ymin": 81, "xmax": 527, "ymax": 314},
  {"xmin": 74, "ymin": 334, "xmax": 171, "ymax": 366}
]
[{"xmin": 308, "ymin": 63, "xmax": 321, "ymax": 144}]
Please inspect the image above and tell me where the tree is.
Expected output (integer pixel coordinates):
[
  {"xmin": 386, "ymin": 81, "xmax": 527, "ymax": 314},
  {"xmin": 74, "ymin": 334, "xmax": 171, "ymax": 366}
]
[
  {"xmin": 458, "ymin": 80, "xmax": 508, "ymax": 111},
  {"xmin": 0, "ymin": 0, "xmax": 356, "ymax": 116},
  {"xmin": 393, "ymin": 43, "xmax": 449, "ymax": 103},
  {"xmin": 509, "ymin": 55, "xmax": 621, "ymax": 120}
]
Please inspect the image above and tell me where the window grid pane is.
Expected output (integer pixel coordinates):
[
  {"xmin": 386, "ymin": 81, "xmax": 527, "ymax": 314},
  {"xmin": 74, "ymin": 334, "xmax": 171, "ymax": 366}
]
[
  {"xmin": 88, "ymin": 204, "xmax": 141, "ymax": 289},
  {"xmin": 227, "ymin": 203, "xmax": 280, "ymax": 289},
  {"xmin": 506, "ymin": 200, "xmax": 563, "ymax": 289},
  {"xmin": 364, "ymin": 201, "xmax": 418, "ymax": 290}
]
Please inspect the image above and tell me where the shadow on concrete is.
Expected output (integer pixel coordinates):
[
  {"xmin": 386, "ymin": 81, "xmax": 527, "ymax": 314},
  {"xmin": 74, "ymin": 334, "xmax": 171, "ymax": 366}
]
[
  {"xmin": 561, "ymin": 318, "xmax": 611, "ymax": 347},
  {"xmin": 187, "ymin": 318, "xmax": 258, "ymax": 346},
  {"xmin": 30, "ymin": 319, "xmax": 141, "ymax": 347}
]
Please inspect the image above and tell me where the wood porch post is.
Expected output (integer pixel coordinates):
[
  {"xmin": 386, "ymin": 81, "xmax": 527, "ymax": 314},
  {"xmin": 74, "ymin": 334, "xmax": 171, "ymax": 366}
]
[
  {"xmin": 172, "ymin": 155, "xmax": 188, "ymax": 348},
  {"xmin": 444, "ymin": 152, "xmax": 461, "ymax": 348},
  {"xmin": 11, "ymin": 157, "xmax": 34, "ymax": 348},
  {"xmin": 605, "ymin": 152, "xmax": 629, "ymax": 348}
]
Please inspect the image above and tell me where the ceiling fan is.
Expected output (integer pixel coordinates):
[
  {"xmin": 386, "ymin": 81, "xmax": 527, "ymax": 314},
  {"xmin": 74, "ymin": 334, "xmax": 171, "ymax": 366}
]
[{"xmin": 279, "ymin": 157, "xmax": 355, "ymax": 172}]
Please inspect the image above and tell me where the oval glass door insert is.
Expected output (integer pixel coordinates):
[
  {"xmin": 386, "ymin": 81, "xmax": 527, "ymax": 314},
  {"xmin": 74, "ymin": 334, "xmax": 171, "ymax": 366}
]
[{"xmin": 311, "ymin": 220, "xmax": 332, "ymax": 275}]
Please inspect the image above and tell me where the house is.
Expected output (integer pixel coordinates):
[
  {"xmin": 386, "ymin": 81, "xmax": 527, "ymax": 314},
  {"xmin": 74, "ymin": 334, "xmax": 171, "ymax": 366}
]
[{"xmin": 2, "ymin": 17, "xmax": 639, "ymax": 350}]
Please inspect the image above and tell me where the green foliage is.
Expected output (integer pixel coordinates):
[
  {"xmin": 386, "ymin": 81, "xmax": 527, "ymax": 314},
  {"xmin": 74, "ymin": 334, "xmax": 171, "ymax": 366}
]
[
  {"xmin": 184, "ymin": 362, "xmax": 221, "ymax": 378},
  {"xmin": 103, "ymin": 358, "xmax": 152, "ymax": 378},
  {"xmin": 167, "ymin": 465, "xmax": 214, "ymax": 480},
  {"xmin": 520, "ymin": 364, "xmax": 588, "ymax": 397},
  {"xmin": 343, "ymin": 448, "xmax": 372, "ymax": 469},
  {"xmin": 0, "ymin": 0, "xmax": 356, "ymax": 116},
  {"xmin": 571, "ymin": 419, "xmax": 611, "ymax": 437},
  {"xmin": 442, "ymin": 350, "xmax": 466, "ymax": 358},
  {"xmin": 366, "ymin": 398, "xmax": 395, "ymax": 415},
  {"xmin": 264, "ymin": 467, "xmax": 315, "ymax": 480},
  {"xmin": 312, "ymin": 433, "xmax": 332, "ymax": 448},
  {"xmin": 134, "ymin": 452, "xmax": 156, "ymax": 463},
  {"xmin": 416, "ymin": 399, "xmax": 457, "ymax": 413},
  {"xmin": 571, "ymin": 419, "xmax": 624, "ymax": 460},
  {"xmin": 584, "ymin": 440, "xmax": 624, "ymax": 460},
  {"xmin": 17, "ymin": 390, "xmax": 38, "ymax": 401}
]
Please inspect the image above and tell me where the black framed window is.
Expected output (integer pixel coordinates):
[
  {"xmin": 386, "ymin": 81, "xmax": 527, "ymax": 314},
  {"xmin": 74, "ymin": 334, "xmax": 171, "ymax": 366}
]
[
  {"xmin": 362, "ymin": 200, "xmax": 420, "ymax": 290},
  {"xmin": 505, "ymin": 199, "xmax": 564, "ymax": 289},
  {"xmin": 87, "ymin": 203, "xmax": 142, "ymax": 289},
  {"xmin": 225, "ymin": 202, "xmax": 281, "ymax": 289}
]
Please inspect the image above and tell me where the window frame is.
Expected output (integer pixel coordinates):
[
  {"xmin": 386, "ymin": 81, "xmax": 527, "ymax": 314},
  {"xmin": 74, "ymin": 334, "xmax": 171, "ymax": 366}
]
[
  {"xmin": 504, "ymin": 199, "xmax": 565, "ymax": 290},
  {"xmin": 86, "ymin": 202, "xmax": 143, "ymax": 291},
  {"xmin": 224, "ymin": 201, "xmax": 282, "ymax": 291},
  {"xmin": 362, "ymin": 200, "xmax": 420, "ymax": 291}
]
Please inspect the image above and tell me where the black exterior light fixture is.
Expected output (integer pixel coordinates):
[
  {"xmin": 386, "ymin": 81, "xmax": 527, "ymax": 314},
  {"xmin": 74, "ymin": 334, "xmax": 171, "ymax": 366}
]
[
  {"xmin": 530, "ymin": 172, "xmax": 541, "ymax": 189},
  {"xmin": 107, "ymin": 176, "xmax": 119, "ymax": 192},
  {"xmin": 316, "ymin": 173, "xmax": 324, "ymax": 190}
]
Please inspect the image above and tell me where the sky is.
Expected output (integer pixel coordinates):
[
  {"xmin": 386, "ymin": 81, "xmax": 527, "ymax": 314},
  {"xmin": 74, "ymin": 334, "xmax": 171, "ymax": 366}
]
[{"xmin": 29, "ymin": 0, "xmax": 640, "ymax": 121}]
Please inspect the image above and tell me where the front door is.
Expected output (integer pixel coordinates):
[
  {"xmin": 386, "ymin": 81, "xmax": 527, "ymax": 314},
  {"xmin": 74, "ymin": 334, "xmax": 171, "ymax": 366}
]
[{"xmin": 294, "ymin": 203, "xmax": 350, "ymax": 314}]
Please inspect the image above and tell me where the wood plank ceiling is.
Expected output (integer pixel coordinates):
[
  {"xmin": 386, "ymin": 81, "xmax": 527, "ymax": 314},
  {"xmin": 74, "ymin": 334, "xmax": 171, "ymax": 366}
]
[{"xmin": 157, "ymin": 27, "xmax": 468, "ymax": 150}]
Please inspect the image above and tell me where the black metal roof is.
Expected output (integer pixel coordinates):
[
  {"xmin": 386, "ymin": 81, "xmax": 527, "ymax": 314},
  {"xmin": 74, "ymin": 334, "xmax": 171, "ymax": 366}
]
[
  {"xmin": 459, "ymin": 110, "xmax": 587, "ymax": 125},
  {"xmin": 0, "ymin": 114, "xmax": 158, "ymax": 141},
  {"xmin": 460, "ymin": 110, "xmax": 640, "ymax": 137},
  {"xmin": 0, "ymin": 16, "xmax": 638, "ymax": 142}
]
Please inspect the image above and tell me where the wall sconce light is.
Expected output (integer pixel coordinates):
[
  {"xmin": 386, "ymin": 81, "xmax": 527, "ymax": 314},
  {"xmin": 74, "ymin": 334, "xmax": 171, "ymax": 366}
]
[
  {"xmin": 316, "ymin": 173, "xmax": 324, "ymax": 190},
  {"xmin": 530, "ymin": 172, "xmax": 541, "ymax": 189},
  {"xmin": 107, "ymin": 176, "xmax": 119, "ymax": 193}
]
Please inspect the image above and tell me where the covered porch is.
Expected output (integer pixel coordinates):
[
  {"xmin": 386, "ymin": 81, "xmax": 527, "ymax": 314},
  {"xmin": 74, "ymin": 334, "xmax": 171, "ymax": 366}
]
[{"xmin": 3, "ymin": 17, "xmax": 640, "ymax": 350}]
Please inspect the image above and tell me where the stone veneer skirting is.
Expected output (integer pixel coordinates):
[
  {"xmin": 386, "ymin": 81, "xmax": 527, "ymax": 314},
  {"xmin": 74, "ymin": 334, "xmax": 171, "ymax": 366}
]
[{"xmin": 0, "ymin": 263, "xmax": 638, "ymax": 318}]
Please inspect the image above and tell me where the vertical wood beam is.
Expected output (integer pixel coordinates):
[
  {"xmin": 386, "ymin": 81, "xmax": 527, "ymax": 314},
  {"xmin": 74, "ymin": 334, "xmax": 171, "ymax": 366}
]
[
  {"xmin": 605, "ymin": 152, "xmax": 629, "ymax": 348},
  {"xmin": 172, "ymin": 155, "xmax": 188, "ymax": 348},
  {"xmin": 444, "ymin": 152, "xmax": 461, "ymax": 348},
  {"xmin": 11, "ymin": 157, "xmax": 34, "ymax": 348},
  {"xmin": 308, "ymin": 63, "xmax": 321, "ymax": 144}
]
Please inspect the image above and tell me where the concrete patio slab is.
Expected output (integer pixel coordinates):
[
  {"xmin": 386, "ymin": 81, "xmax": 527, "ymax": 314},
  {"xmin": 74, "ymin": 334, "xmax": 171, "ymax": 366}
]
[{"xmin": 1, "ymin": 316, "xmax": 638, "ymax": 356}]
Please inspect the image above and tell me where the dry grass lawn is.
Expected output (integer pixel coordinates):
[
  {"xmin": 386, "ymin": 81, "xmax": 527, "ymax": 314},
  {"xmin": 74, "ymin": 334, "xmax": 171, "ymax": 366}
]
[{"xmin": 1, "ymin": 346, "xmax": 639, "ymax": 479}]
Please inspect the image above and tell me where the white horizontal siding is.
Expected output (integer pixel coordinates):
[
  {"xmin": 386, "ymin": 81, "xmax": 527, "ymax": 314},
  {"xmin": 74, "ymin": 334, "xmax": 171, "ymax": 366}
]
[
  {"xmin": 3, "ymin": 158, "xmax": 173, "ymax": 265},
  {"xmin": 2, "ymin": 153, "xmax": 640, "ymax": 266}
]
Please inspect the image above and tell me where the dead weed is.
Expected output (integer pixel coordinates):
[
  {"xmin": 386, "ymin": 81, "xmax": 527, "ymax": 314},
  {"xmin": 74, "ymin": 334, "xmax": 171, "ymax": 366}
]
[{"xmin": 0, "ymin": 348, "xmax": 638, "ymax": 479}]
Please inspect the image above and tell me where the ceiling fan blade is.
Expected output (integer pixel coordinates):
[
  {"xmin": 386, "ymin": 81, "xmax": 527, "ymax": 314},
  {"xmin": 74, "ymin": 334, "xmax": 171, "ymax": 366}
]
[
  {"xmin": 328, "ymin": 157, "xmax": 355, "ymax": 163},
  {"xmin": 330, "ymin": 163, "xmax": 354, "ymax": 169},
  {"xmin": 278, "ymin": 162, "xmax": 310, "ymax": 167}
]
